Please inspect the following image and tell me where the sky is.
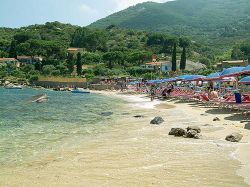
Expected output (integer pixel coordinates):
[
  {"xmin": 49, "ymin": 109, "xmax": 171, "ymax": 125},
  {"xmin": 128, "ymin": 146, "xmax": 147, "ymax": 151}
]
[{"xmin": 0, "ymin": 0, "xmax": 169, "ymax": 28}]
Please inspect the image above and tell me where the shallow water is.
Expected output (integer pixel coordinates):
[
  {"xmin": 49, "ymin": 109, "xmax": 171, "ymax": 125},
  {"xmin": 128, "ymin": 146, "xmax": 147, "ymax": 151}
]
[
  {"xmin": 0, "ymin": 88, "xmax": 248, "ymax": 186},
  {"xmin": 0, "ymin": 88, "xmax": 124, "ymax": 166}
]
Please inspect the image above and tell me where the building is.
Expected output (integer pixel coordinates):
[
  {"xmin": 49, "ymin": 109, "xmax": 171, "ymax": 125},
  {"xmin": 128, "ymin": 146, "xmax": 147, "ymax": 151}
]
[
  {"xmin": 141, "ymin": 61, "xmax": 171, "ymax": 72},
  {"xmin": 0, "ymin": 58, "xmax": 20, "ymax": 67},
  {"xmin": 17, "ymin": 56, "xmax": 43, "ymax": 65},
  {"xmin": 216, "ymin": 60, "xmax": 248, "ymax": 69},
  {"xmin": 67, "ymin": 48, "xmax": 84, "ymax": 55}
]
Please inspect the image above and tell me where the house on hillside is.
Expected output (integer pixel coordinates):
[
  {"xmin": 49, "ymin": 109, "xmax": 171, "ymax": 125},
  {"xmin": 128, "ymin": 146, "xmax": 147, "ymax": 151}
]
[
  {"xmin": 67, "ymin": 48, "xmax": 84, "ymax": 55},
  {"xmin": 216, "ymin": 60, "xmax": 248, "ymax": 69},
  {"xmin": 17, "ymin": 56, "xmax": 43, "ymax": 65},
  {"xmin": 141, "ymin": 61, "xmax": 171, "ymax": 72},
  {"xmin": 141, "ymin": 60, "xmax": 205, "ymax": 72},
  {"xmin": 0, "ymin": 58, "xmax": 20, "ymax": 67}
]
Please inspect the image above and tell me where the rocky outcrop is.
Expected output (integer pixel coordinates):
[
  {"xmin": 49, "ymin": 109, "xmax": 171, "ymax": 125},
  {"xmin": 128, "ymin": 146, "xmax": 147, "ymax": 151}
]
[
  {"xmin": 168, "ymin": 128, "xmax": 187, "ymax": 137},
  {"xmin": 225, "ymin": 133, "xmax": 243, "ymax": 142},
  {"xmin": 150, "ymin": 117, "xmax": 164, "ymax": 125}
]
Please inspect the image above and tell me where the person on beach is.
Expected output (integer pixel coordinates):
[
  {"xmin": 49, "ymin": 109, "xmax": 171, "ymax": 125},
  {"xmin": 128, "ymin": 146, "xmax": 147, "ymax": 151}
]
[{"xmin": 150, "ymin": 85, "xmax": 155, "ymax": 101}]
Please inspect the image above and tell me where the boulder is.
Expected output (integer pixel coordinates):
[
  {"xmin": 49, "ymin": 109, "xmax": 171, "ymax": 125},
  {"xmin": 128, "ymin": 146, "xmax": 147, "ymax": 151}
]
[
  {"xmin": 168, "ymin": 128, "xmax": 187, "ymax": 137},
  {"xmin": 213, "ymin": 117, "xmax": 220, "ymax": 121},
  {"xmin": 187, "ymin": 126, "xmax": 201, "ymax": 133},
  {"xmin": 245, "ymin": 124, "xmax": 250, "ymax": 130},
  {"xmin": 225, "ymin": 133, "xmax": 243, "ymax": 142},
  {"xmin": 150, "ymin": 117, "xmax": 164, "ymax": 125},
  {"xmin": 185, "ymin": 130, "xmax": 199, "ymax": 138}
]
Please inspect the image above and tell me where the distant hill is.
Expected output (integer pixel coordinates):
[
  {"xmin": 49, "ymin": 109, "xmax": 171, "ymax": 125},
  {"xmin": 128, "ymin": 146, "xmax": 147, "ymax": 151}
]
[{"xmin": 89, "ymin": 0, "xmax": 250, "ymax": 50}]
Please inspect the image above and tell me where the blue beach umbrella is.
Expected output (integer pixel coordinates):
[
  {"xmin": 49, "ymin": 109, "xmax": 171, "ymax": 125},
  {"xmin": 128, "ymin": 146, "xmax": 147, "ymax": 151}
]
[
  {"xmin": 240, "ymin": 65, "xmax": 250, "ymax": 75},
  {"xmin": 128, "ymin": 81, "xmax": 140, "ymax": 85},
  {"xmin": 204, "ymin": 72, "xmax": 222, "ymax": 81},
  {"xmin": 239, "ymin": 76, "xmax": 250, "ymax": 84},
  {"xmin": 178, "ymin": 75, "xmax": 205, "ymax": 81},
  {"xmin": 220, "ymin": 67, "xmax": 245, "ymax": 77}
]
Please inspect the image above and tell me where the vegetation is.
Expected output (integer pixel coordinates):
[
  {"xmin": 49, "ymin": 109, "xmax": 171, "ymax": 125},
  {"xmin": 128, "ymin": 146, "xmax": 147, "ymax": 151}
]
[{"xmin": 90, "ymin": 0, "xmax": 250, "ymax": 54}]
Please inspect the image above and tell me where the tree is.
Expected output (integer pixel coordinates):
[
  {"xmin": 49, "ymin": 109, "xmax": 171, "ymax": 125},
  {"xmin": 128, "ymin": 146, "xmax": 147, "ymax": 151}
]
[
  {"xmin": 171, "ymin": 42, "xmax": 177, "ymax": 71},
  {"xmin": 179, "ymin": 37, "xmax": 190, "ymax": 71},
  {"xmin": 42, "ymin": 65, "xmax": 56, "ymax": 75},
  {"xmin": 76, "ymin": 52, "xmax": 82, "ymax": 76},
  {"xmin": 66, "ymin": 53, "xmax": 75, "ymax": 74},
  {"xmin": 9, "ymin": 40, "xmax": 17, "ymax": 58}
]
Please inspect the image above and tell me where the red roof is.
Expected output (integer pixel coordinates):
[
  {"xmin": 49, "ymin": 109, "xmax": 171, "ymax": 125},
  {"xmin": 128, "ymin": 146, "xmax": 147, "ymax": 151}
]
[{"xmin": 145, "ymin": 62, "xmax": 162, "ymax": 66}]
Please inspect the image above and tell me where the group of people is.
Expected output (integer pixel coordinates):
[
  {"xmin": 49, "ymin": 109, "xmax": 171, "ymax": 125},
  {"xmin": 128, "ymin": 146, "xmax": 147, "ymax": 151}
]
[{"xmin": 149, "ymin": 83, "xmax": 174, "ymax": 101}]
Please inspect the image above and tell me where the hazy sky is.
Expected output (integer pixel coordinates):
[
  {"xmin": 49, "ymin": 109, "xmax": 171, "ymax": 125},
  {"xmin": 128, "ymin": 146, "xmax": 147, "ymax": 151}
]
[{"xmin": 0, "ymin": 0, "xmax": 168, "ymax": 28}]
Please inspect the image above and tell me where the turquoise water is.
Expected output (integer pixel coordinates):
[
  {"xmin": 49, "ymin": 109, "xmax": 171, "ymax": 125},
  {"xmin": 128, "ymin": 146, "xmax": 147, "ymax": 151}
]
[{"xmin": 0, "ymin": 88, "xmax": 123, "ymax": 166}]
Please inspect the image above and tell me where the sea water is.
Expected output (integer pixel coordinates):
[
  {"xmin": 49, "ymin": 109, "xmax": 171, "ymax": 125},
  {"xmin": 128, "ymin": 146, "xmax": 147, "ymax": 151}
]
[{"xmin": 0, "ymin": 88, "xmax": 123, "ymax": 166}]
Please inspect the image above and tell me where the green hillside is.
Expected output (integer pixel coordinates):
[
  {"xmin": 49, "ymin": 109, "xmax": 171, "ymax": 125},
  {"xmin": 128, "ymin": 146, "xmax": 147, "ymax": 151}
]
[{"xmin": 89, "ymin": 0, "xmax": 250, "ymax": 51}]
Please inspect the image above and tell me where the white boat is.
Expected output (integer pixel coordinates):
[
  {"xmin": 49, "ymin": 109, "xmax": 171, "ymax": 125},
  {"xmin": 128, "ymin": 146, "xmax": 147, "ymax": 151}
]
[
  {"xmin": 32, "ymin": 94, "xmax": 48, "ymax": 103},
  {"xmin": 71, "ymin": 88, "xmax": 90, "ymax": 94},
  {"xmin": 5, "ymin": 84, "xmax": 22, "ymax": 89}
]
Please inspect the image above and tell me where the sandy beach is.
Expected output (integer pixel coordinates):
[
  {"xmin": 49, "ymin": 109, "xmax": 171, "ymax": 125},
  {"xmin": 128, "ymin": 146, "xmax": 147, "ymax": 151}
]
[{"xmin": 1, "ymin": 91, "xmax": 250, "ymax": 186}]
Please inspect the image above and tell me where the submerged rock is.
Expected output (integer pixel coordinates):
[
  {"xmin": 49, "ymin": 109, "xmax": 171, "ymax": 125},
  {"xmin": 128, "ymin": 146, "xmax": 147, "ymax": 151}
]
[
  {"xmin": 169, "ymin": 128, "xmax": 186, "ymax": 137},
  {"xmin": 150, "ymin": 117, "xmax": 164, "ymax": 125},
  {"xmin": 213, "ymin": 117, "xmax": 220, "ymax": 121},
  {"xmin": 187, "ymin": 126, "xmax": 201, "ymax": 133},
  {"xmin": 245, "ymin": 124, "xmax": 250, "ymax": 130},
  {"xmin": 225, "ymin": 133, "xmax": 243, "ymax": 142},
  {"xmin": 100, "ymin": 112, "xmax": 113, "ymax": 116},
  {"xmin": 134, "ymin": 115, "xmax": 144, "ymax": 118}
]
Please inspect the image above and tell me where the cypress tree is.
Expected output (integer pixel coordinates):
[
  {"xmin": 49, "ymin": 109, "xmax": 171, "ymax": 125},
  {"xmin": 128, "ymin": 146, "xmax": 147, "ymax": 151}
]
[
  {"xmin": 9, "ymin": 40, "xmax": 17, "ymax": 58},
  {"xmin": 76, "ymin": 52, "xmax": 82, "ymax": 76},
  {"xmin": 66, "ymin": 53, "xmax": 75, "ymax": 74},
  {"xmin": 180, "ymin": 47, "xmax": 186, "ymax": 70},
  {"xmin": 171, "ymin": 43, "xmax": 177, "ymax": 71}
]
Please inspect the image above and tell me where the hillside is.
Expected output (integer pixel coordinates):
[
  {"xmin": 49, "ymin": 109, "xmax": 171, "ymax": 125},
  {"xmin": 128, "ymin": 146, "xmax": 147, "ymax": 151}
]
[{"xmin": 89, "ymin": 0, "xmax": 250, "ymax": 51}]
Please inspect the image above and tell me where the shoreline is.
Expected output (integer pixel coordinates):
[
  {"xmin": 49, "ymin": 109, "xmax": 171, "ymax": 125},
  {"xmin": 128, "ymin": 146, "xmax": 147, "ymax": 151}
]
[
  {"xmin": 93, "ymin": 90, "xmax": 250, "ymax": 185},
  {"xmin": 1, "ymin": 88, "xmax": 250, "ymax": 186}
]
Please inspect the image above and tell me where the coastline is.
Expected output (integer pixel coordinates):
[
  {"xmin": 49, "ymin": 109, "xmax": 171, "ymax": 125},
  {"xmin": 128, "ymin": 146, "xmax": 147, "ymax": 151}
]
[
  {"xmin": 0, "ymin": 89, "xmax": 250, "ymax": 186},
  {"xmin": 93, "ymin": 90, "xmax": 250, "ymax": 186}
]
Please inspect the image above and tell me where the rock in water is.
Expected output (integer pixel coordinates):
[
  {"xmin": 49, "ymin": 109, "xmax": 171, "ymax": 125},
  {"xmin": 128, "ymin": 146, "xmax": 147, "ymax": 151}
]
[
  {"xmin": 225, "ymin": 133, "xmax": 243, "ymax": 142},
  {"xmin": 134, "ymin": 115, "xmax": 144, "ymax": 118},
  {"xmin": 186, "ymin": 126, "xmax": 201, "ymax": 133},
  {"xmin": 150, "ymin": 117, "xmax": 164, "ymax": 125},
  {"xmin": 168, "ymin": 128, "xmax": 186, "ymax": 137},
  {"xmin": 245, "ymin": 124, "xmax": 250, "ymax": 130},
  {"xmin": 100, "ymin": 112, "xmax": 113, "ymax": 116},
  {"xmin": 186, "ymin": 130, "xmax": 198, "ymax": 138},
  {"xmin": 213, "ymin": 117, "xmax": 220, "ymax": 121}
]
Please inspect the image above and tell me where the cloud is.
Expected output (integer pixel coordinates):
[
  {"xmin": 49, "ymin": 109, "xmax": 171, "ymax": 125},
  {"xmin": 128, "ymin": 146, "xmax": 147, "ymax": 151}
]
[
  {"xmin": 112, "ymin": 0, "xmax": 169, "ymax": 12},
  {"xmin": 79, "ymin": 3, "xmax": 98, "ymax": 15}
]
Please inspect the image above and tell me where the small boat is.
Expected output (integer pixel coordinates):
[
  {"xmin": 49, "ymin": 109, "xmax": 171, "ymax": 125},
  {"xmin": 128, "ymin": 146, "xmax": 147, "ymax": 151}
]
[
  {"xmin": 71, "ymin": 88, "xmax": 90, "ymax": 94},
  {"xmin": 31, "ymin": 94, "xmax": 48, "ymax": 103},
  {"xmin": 5, "ymin": 84, "xmax": 23, "ymax": 89}
]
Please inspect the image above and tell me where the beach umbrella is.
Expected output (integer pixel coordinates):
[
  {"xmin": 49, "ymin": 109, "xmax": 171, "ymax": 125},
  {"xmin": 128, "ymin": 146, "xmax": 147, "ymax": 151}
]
[
  {"xmin": 204, "ymin": 72, "xmax": 222, "ymax": 81},
  {"xmin": 239, "ymin": 76, "xmax": 250, "ymax": 84},
  {"xmin": 240, "ymin": 65, "xmax": 250, "ymax": 75},
  {"xmin": 220, "ymin": 67, "xmax": 245, "ymax": 77},
  {"xmin": 128, "ymin": 81, "xmax": 140, "ymax": 85},
  {"xmin": 178, "ymin": 75, "xmax": 205, "ymax": 81},
  {"xmin": 162, "ymin": 78, "xmax": 176, "ymax": 82}
]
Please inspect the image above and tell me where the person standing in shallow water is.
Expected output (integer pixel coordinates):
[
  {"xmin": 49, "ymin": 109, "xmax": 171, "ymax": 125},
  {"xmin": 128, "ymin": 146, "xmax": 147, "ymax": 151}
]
[{"xmin": 150, "ymin": 85, "xmax": 155, "ymax": 101}]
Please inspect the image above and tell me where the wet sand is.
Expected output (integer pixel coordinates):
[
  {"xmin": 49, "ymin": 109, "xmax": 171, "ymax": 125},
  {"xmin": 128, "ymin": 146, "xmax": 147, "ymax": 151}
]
[{"xmin": 0, "ymin": 92, "xmax": 250, "ymax": 186}]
